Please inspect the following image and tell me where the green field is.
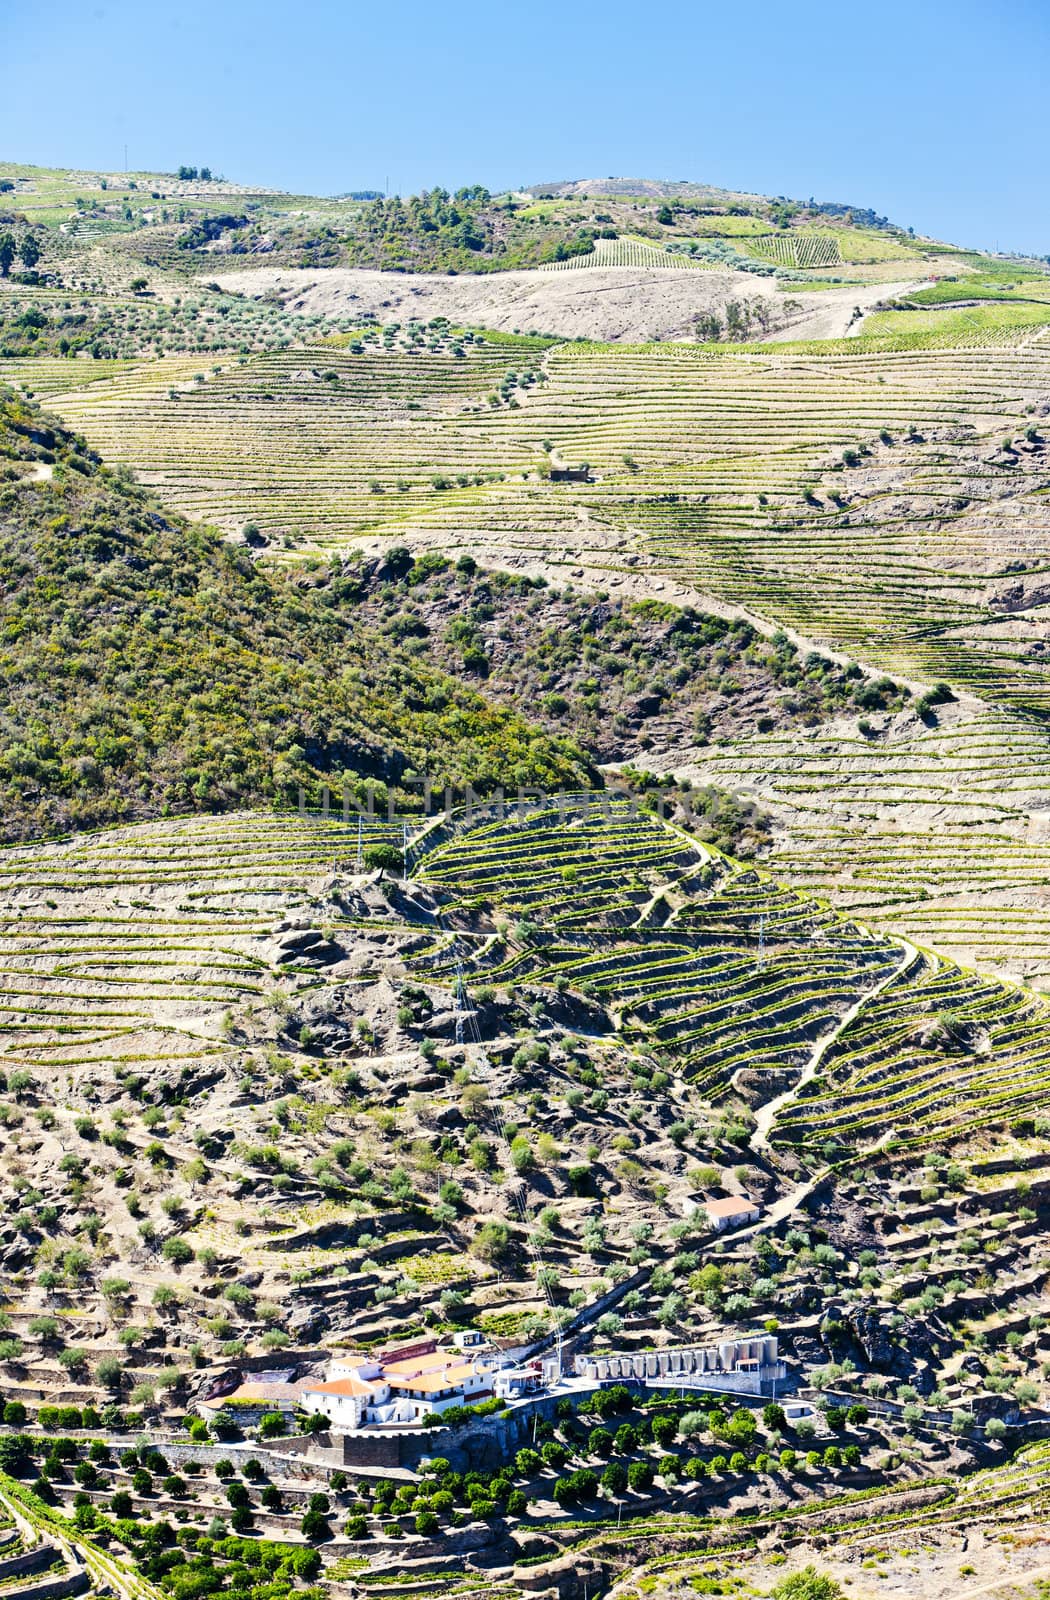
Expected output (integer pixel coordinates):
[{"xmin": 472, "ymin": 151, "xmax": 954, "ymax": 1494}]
[{"xmin": 860, "ymin": 298, "xmax": 1050, "ymax": 343}]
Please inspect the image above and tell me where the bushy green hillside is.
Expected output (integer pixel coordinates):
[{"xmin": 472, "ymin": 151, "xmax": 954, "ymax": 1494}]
[
  {"xmin": 344, "ymin": 547, "xmax": 909, "ymax": 766},
  {"xmin": 0, "ymin": 387, "xmax": 592, "ymax": 841},
  {"xmin": 0, "ymin": 161, "xmax": 992, "ymax": 286}
]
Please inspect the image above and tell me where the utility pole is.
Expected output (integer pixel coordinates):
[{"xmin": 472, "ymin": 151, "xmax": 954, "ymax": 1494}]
[
  {"xmin": 454, "ymin": 960, "xmax": 466, "ymax": 1048},
  {"xmin": 758, "ymin": 914, "xmax": 766, "ymax": 970}
]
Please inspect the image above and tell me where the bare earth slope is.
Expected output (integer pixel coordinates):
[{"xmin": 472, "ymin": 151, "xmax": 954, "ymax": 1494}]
[{"xmin": 213, "ymin": 264, "xmax": 918, "ymax": 343}]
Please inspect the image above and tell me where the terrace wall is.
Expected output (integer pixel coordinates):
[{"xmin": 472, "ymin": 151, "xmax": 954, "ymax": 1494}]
[
  {"xmin": 0, "ymin": 1549, "xmax": 65, "ymax": 1583},
  {"xmin": 526, "ymin": 1266, "xmax": 650, "ymax": 1359},
  {"xmin": 8, "ymin": 1573, "xmax": 88, "ymax": 1600}
]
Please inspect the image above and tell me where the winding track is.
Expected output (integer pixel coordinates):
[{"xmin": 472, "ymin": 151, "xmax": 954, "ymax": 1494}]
[
  {"xmin": 709, "ymin": 934, "xmax": 926, "ymax": 1246},
  {"xmin": 750, "ymin": 934, "xmax": 922, "ymax": 1155}
]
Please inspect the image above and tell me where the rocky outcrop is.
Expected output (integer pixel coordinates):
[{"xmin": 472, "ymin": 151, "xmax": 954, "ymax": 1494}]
[
  {"xmin": 986, "ymin": 579, "xmax": 1050, "ymax": 613},
  {"xmin": 514, "ymin": 1556, "xmax": 609, "ymax": 1599}
]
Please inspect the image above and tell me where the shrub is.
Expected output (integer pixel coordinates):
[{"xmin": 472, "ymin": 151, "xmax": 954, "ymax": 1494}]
[
  {"xmin": 364, "ymin": 842, "xmax": 404, "ymax": 877},
  {"xmin": 652, "ymin": 1414, "xmax": 678, "ymax": 1448},
  {"xmin": 0, "ymin": 1434, "xmax": 31, "ymax": 1474},
  {"xmin": 96, "ymin": 1355, "xmax": 123, "ymax": 1388},
  {"xmin": 771, "ymin": 1569, "xmax": 844, "ymax": 1600},
  {"xmin": 550, "ymin": 1475, "xmax": 578, "ymax": 1508},
  {"xmin": 300, "ymin": 1507, "xmax": 331, "ymax": 1541},
  {"xmin": 471, "ymin": 1221, "xmax": 512, "ymax": 1265}
]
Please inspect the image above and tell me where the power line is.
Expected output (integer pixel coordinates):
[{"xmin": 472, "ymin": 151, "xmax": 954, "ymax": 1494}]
[{"xmin": 452, "ymin": 970, "xmax": 564, "ymax": 1381}]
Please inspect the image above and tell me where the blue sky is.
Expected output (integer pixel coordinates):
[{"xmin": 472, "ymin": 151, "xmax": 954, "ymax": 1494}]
[{"xmin": 4, "ymin": 0, "xmax": 1048, "ymax": 254}]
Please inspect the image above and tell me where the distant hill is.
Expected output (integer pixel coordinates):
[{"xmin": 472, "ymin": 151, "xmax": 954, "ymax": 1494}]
[
  {"xmin": 0, "ymin": 160, "xmax": 955, "ymax": 285},
  {"xmin": 523, "ymin": 175, "xmax": 764, "ymax": 204},
  {"xmin": 525, "ymin": 175, "xmax": 905, "ymax": 233}
]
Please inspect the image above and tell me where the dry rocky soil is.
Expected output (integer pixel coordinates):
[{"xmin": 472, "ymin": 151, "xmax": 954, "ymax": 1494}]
[{"xmin": 211, "ymin": 265, "xmax": 919, "ymax": 344}]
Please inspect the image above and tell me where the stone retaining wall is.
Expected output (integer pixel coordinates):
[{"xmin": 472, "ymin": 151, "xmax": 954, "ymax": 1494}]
[
  {"xmin": 7, "ymin": 1569, "xmax": 88, "ymax": 1600},
  {"xmin": 0, "ymin": 1546, "xmax": 61, "ymax": 1582}
]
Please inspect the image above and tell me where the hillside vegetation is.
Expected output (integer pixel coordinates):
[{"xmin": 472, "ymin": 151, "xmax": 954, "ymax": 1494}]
[
  {"xmin": 0, "ymin": 387, "xmax": 592, "ymax": 840},
  {"xmin": 5, "ymin": 157, "xmax": 1050, "ymax": 1600},
  {"xmin": 0, "ymin": 162, "xmax": 967, "ymax": 285},
  {"xmin": 3, "ymin": 796, "xmax": 1050, "ymax": 1597},
  {"xmin": 326, "ymin": 549, "xmax": 910, "ymax": 766},
  {"xmin": 8, "ymin": 254, "xmax": 1050, "ymax": 986}
]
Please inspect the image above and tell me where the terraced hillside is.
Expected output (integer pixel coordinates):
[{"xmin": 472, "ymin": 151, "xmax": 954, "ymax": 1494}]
[
  {"xmin": 14, "ymin": 328, "xmax": 1050, "ymax": 989},
  {"xmin": 0, "ymin": 802, "xmax": 882, "ymax": 1414},
  {"xmin": 675, "ymin": 701, "xmax": 1050, "ymax": 987},
  {"xmin": 29, "ymin": 340, "xmax": 1050, "ymax": 681},
  {"xmin": 602, "ymin": 1437, "xmax": 1050, "ymax": 1600},
  {"xmin": 5, "ymin": 802, "xmax": 1050, "ymax": 1565},
  {"xmin": 7, "ymin": 157, "xmax": 1050, "ymax": 1600},
  {"xmin": 410, "ymin": 806, "xmax": 907, "ymax": 1099}
]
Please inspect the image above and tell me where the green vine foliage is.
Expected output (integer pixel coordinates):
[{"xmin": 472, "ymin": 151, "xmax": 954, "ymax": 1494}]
[{"xmin": 0, "ymin": 387, "xmax": 593, "ymax": 842}]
